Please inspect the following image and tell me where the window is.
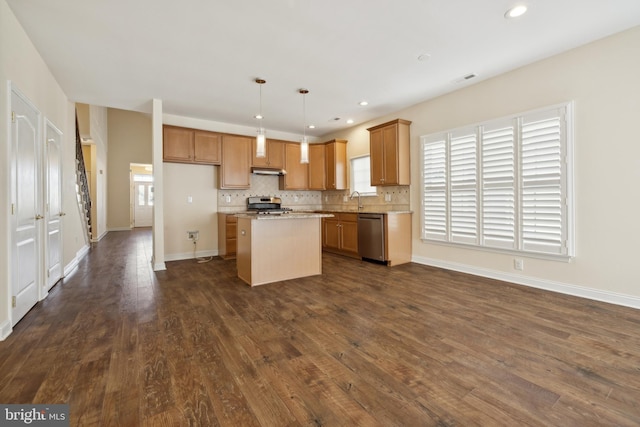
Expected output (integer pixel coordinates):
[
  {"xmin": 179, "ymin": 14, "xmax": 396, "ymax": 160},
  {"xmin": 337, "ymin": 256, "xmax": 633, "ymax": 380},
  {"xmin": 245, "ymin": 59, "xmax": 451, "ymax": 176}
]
[
  {"xmin": 350, "ymin": 155, "xmax": 377, "ymax": 195},
  {"xmin": 421, "ymin": 103, "xmax": 574, "ymax": 258}
]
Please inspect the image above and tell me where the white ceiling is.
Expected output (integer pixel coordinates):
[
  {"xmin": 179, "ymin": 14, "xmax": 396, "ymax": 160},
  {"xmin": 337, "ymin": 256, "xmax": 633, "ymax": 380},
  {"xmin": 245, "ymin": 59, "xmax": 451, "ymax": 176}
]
[{"xmin": 7, "ymin": 0, "xmax": 640, "ymax": 137}]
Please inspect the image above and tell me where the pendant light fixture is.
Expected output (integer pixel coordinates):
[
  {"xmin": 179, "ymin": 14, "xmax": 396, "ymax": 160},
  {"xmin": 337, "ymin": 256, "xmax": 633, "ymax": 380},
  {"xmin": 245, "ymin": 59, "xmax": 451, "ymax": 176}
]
[
  {"xmin": 299, "ymin": 88, "xmax": 309, "ymax": 164},
  {"xmin": 255, "ymin": 78, "xmax": 266, "ymax": 158}
]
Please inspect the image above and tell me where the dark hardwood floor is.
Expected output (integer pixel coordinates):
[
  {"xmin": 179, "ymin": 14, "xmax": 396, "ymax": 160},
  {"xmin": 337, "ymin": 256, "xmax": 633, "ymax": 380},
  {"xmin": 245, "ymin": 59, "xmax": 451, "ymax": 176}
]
[{"xmin": 1, "ymin": 229, "xmax": 640, "ymax": 426}]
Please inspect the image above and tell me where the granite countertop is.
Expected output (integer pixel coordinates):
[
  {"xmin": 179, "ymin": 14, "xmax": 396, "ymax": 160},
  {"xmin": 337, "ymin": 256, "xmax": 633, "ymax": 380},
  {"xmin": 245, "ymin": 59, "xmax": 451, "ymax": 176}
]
[
  {"xmin": 235, "ymin": 212, "xmax": 335, "ymax": 220},
  {"xmin": 320, "ymin": 209, "xmax": 413, "ymax": 215}
]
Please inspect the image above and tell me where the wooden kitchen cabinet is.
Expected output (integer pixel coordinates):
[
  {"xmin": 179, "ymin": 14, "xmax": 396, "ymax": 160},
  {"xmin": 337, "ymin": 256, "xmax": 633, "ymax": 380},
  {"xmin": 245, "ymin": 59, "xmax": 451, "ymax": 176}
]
[
  {"xmin": 219, "ymin": 135, "xmax": 252, "ymax": 189},
  {"xmin": 193, "ymin": 131, "xmax": 221, "ymax": 164},
  {"xmin": 308, "ymin": 143, "xmax": 326, "ymax": 190},
  {"xmin": 367, "ymin": 119, "xmax": 411, "ymax": 186},
  {"xmin": 252, "ymin": 139, "xmax": 285, "ymax": 169},
  {"xmin": 163, "ymin": 125, "xmax": 221, "ymax": 165},
  {"xmin": 279, "ymin": 143, "xmax": 308, "ymax": 190},
  {"xmin": 383, "ymin": 212, "xmax": 412, "ymax": 266},
  {"xmin": 218, "ymin": 213, "xmax": 237, "ymax": 260},
  {"xmin": 325, "ymin": 139, "xmax": 347, "ymax": 190},
  {"xmin": 322, "ymin": 212, "xmax": 359, "ymax": 258}
]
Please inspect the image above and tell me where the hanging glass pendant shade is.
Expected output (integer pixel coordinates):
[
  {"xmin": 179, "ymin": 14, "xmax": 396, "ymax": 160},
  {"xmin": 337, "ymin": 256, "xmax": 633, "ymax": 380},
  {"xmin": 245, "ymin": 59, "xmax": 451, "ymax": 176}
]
[
  {"xmin": 299, "ymin": 89, "xmax": 309, "ymax": 164},
  {"xmin": 255, "ymin": 78, "xmax": 266, "ymax": 158}
]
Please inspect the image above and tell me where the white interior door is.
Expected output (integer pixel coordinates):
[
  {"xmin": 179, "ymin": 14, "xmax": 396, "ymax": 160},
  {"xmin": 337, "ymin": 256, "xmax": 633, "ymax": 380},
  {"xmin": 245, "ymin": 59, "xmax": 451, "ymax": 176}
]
[
  {"xmin": 45, "ymin": 120, "xmax": 63, "ymax": 291},
  {"xmin": 134, "ymin": 181, "xmax": 153, "ymax": 227},
  {"xmin": 10, "ymin": 86, "xmax": 42, "ymax": 325}
]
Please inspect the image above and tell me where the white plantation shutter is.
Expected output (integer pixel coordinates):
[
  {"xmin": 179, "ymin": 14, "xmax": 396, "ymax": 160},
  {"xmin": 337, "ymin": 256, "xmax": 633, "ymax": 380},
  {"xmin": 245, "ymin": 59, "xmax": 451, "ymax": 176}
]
[
  {"xmin": 450, "ymin": 130, "xmax": 478, "ymax": 244},
  {"xmin": 421, "ymin": 102, "xmax": 573, "ymax": 258},
  {"xmin": 423, "ymin": 138, "xmax": 447, "ymax": 240},
  {"xmin": 520, "ymin": 108, "xmax": 567, "ymax": 255},
  {"xmin": 481, "ymin": 120, "xmax": 516, "ymax": 249}
]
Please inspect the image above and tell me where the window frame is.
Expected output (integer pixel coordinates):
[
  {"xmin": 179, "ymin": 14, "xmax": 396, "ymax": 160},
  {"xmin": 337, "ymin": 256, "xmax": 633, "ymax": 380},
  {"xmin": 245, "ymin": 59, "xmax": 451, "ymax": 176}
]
[
  {"xmin": 350, "ymin": 154, "xmax": 377, "ymax": 196},
  {"xmin": 420, "ymin": 102, "xmax": 575, "ymax": 261}
]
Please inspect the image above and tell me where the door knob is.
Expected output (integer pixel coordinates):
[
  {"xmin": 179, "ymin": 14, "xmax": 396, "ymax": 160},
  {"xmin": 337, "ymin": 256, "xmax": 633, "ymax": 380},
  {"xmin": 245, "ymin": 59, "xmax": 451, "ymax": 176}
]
[
  {"xmin": 59, "ymin": 212, "xmax": 66, "ymax": 216},
  {"xmin": 35, "ymin": 214, "xmax": 44, "ymax": 220}
]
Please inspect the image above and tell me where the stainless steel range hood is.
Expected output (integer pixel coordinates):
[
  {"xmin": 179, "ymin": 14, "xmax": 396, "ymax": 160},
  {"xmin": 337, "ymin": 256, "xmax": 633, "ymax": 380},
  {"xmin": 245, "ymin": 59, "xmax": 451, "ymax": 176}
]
[{"xmin": 251, "ymin": 167, "xmax": 287, "ymax": 176}]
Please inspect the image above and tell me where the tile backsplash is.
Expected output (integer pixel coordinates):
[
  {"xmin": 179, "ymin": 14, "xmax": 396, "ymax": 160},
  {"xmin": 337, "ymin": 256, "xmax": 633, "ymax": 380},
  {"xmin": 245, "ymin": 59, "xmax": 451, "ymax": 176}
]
[{"xmin": 218, "ymin": 175, "xmax": 410, "ymax": 213}]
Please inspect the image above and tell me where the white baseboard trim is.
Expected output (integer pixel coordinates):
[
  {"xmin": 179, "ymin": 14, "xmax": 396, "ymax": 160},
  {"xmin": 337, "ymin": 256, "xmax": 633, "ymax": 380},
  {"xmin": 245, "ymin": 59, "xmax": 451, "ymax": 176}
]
[
  {"xmin": 164, "ymin": 250, "xmax": 218, "ymax": 263},
  {"xmin": 412, "ymin": 255, "xmax": 640, "ymax": 310},
  {"xmin": 64, "ymin": 244, "xmax": 90, "ymax": 277},
  {"xmin": 0, "ymin": 320, "xmax": 12, "ymax": 341},
  {"xmin": 108, "ymin": 227, "xmax": 132, "ymax": 232}
]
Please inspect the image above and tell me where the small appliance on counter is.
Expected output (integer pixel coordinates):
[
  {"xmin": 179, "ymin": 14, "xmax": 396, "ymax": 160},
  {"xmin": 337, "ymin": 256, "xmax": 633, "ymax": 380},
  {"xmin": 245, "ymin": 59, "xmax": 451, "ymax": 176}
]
[{"xmin": 246, "ymin": 196, "xmax": 293, "ymax": 215}]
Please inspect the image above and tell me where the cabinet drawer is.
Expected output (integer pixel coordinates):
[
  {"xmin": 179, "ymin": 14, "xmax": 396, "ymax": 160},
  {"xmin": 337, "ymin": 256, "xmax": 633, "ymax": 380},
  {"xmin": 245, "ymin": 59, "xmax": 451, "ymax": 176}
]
[{"xmin": 338, "ymin": 213, "xmax": 358, "ymax": 223}]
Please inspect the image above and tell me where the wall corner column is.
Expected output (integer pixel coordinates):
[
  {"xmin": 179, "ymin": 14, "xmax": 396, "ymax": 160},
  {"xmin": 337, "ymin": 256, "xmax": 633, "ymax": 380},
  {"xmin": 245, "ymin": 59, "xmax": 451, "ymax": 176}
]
[{"xmin": 151, "ymin": 98, "xmax": 166, "ymax": 271}]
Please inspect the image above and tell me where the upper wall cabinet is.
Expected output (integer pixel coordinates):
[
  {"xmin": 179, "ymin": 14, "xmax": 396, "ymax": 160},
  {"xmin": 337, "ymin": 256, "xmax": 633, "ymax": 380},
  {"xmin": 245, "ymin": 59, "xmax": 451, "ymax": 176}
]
[
  {"xmin": 252, "ymin": 138, "xmax": 285, "ymax": 169},
  {"xmin": 308, "ymin": 143, "xmax": 326, "ymax": 190},
  {"xmin": 163, "ymin": 125, "xmax": 221, "ymax": 165},
  {"xmin": 279, "ymin": 143, "xmax": 308, "ymax": 190},
  {"xmin": 220, "ymin": 135, "xmax": 252, "ymax": 189},
  {"xmin": 367, "ymin": 119, "xmax": 411, "ymax": 186},
  {"xmin": 324, "ymin": 139, "xmax": 347, "ymax": 190}
]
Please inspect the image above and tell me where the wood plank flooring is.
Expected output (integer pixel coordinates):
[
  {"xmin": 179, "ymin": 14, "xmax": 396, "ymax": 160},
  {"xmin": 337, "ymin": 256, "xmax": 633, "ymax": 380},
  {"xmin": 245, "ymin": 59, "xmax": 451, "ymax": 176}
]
[{"xmin": 1, "ymin": 228, "xmax": 640, "ymax": 426}]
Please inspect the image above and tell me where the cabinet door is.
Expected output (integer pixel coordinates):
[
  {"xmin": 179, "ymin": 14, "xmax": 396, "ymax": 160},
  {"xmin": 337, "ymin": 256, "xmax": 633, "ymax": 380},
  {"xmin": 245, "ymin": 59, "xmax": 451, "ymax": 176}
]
[
  {"xmin": 194, "ymin": 131, "xmax": 221, "ymax": 164},
  {"xmin": 340, "ymin": 220, "xmax": 359, "ymax": 254},
  {"xmin": 369, "ymin": 128, "xmax": 385, "ymax": 185},
  {"xmin": 308, "ymin": 143, "xmax": 326, "ymax": 190},
  {"xmin": 267, "ymin": 140, "xmax": 285, "ymax": 169},
  {"xmin": 326, "ymin": 140, "xmax": 347, "ymax": 190},
  {"xmin": 382, "ymin": 124, "xmax": 399, "ymax": 185},
  {"xmin": 323, "ymin": 218, "xmax": 341, "ymax": 250},
  {"xmin": 280, "ymin": 143, "xmax": 308, "ymax": 190},
  {"xmin": 220, "ymin": 135, "xmax": 252, "ymax": 189},
  {"xmin": 163, "ymin": 126, "xmax": 193, "ymax": 162},
  {"xmin": 252, "ymin": 139, "xmax": 285, "ymax": 168}
]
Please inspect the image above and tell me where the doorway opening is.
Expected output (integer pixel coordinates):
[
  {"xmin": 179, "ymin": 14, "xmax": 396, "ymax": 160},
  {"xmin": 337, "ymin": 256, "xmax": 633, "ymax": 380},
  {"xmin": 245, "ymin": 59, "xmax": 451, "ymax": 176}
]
[{"xmin": 130, "ymin": 163, "xmax": 153, "ymax": 228}]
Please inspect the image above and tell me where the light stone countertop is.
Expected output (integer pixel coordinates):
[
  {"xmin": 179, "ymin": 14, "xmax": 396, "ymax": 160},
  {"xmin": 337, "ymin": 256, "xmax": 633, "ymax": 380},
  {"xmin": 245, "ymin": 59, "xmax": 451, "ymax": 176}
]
[
  {"xmin": 234, "ymin": 212, "xmax": 335, "ymax": 220},
  {"xmin": 320, "ymin": 209, "xmax": 413, "ymax": 215}
]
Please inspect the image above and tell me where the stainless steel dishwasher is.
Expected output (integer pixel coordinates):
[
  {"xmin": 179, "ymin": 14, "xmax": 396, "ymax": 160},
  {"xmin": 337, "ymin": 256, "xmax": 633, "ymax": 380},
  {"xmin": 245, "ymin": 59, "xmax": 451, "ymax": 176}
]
[{"xmin": 357, "ymin": 213, "xmax": 385, "ymax": 262}]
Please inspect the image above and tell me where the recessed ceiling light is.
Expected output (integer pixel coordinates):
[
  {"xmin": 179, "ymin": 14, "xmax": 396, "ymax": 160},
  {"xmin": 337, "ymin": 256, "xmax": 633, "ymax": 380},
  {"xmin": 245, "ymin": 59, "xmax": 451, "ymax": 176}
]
[
  {"xmin": 417, "ymin": 53, "xmax": 431, "ymax": 62},
  {"xmin": 346, "ymin": 119, "xmax": 354, "ymax": 124},
  {"xmin": 308, "ymin": 124, "xmax": 315, "ymax": 129},
  {"xmin": 359, "ymin": 101, "xmax": 368, "ymax": 106},
  {"xmin": 254, "ymin": 114, "xmax": 263, "ymax": 120},
  {"xmin": 505, "ymin": 5, "xmax": 527, "ymax": 19}
]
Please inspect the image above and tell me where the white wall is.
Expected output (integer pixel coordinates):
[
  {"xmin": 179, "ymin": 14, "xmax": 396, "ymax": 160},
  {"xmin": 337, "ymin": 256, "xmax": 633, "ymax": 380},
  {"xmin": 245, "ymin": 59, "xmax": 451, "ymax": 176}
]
[
  {"xmin": 106, "ymin": 108, "xmax": 152, "ymax": 230},
  {"xmin": 89, "ymin": 105, "xmax": 108, "ymax": 240},
  {"xmin": 0, "ymin": 0, "xmax": 86, "ymax": 337},
  {"xmin": 321, "ymin": 26, "xmax": 640, "ymax": 306}
]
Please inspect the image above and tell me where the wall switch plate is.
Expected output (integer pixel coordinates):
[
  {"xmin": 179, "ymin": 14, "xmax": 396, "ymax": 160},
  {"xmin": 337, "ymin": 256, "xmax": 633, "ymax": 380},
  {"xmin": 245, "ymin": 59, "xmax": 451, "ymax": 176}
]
[
  {"xmin": 385, "ymin": 193, "xmax": 392, "ymax": 202},
  {"xmin": 187, "ymin": 196, "xmax": 193, "ymax": 203},
  {"xmin": 225, "ymin": 195, "xmax": 231, "ymax": 203},
  {"xmin": 343, "ymin": 195, "xmax": 348, "ymax": 202}
]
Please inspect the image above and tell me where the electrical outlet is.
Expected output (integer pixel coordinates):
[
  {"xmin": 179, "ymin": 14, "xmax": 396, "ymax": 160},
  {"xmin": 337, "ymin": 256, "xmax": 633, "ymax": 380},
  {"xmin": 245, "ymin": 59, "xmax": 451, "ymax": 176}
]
[
  {"xmin": 385, "ymin": 193, "xmax": 392, "ymax": 202},
  {"xmin": 187, "ymin": 231, "xmax": 199, "ymax": 241},
  {"xmin": 514, "ymin": 258, "xmax": 524, "ymax": 271}
]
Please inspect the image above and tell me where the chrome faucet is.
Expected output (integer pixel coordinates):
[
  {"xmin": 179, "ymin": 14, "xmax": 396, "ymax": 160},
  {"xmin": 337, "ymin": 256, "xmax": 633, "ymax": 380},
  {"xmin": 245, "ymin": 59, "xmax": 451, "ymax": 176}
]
[{"xmin": 350, "ymin": 191, "xmax": 363, "ymax": 211}]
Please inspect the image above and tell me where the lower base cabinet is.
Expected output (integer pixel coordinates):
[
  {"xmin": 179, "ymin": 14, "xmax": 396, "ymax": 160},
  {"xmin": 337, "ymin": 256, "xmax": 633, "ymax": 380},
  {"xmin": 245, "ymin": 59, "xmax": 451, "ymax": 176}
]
[
  {"xmin": 218, "ymin": 213, "xmax": 237, "ymax": 260},
  {"xmin": 322, "ymin": 212, "xmax": 359, "ymax": 259}
]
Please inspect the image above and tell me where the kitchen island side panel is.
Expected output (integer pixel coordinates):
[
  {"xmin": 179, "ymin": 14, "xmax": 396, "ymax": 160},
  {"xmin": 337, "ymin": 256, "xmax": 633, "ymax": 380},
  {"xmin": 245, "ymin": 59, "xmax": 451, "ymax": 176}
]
[
  {"xmin": 236, "ymin": 216, "xmax": 323, "ymax": 286},
  {"xmin": 236, "ymin": 216, "xmax": 253, "ymax": 284}
]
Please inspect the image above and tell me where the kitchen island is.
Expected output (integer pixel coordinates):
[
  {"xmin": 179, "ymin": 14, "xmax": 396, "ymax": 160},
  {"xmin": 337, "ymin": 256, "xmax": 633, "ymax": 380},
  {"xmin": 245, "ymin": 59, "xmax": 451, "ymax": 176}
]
[{"xmin": 235, "ymin": 212, "xmax": 334, "ymax": 286}]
